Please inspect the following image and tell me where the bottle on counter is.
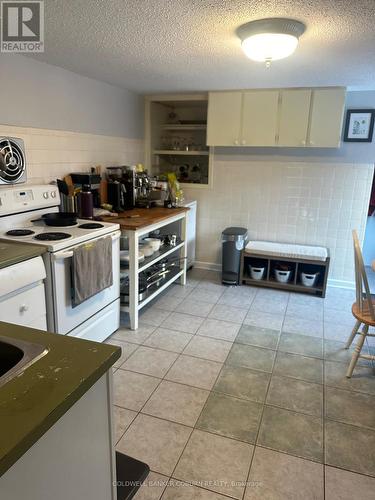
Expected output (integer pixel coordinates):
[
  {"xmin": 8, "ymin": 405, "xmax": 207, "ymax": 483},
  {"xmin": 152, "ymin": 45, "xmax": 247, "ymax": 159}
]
[{"xmin": 78, "ymin": 184, "xmax": 94, "ymax": 219}]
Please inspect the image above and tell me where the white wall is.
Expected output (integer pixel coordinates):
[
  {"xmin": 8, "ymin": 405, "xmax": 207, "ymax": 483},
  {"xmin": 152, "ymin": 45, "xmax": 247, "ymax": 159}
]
[
  {"xmin": 0, "ymin": 123, "xmax": 143, "ymax": 184},
  {"xmin": 0, "ymin": 54, "xmax": 143, "ymax": 138},
  {"xmin": 184, "ymin": 158, "xmax": 373, "ymax": 286},
  {"xmin": 182, "ymin": 90, "xmax": 375, "ymax": 286},
  {"xmin": 0, "ymin": 54, "xmax": 144, "ymax": 183}
]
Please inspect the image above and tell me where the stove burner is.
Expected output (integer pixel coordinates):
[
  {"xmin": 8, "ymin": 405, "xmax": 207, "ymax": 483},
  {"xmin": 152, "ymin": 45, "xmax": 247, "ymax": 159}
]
[
  {"xmin": 78, "ymin": 223, "xmax": 104, "ymax": 229},
  {"xmin": 6, "ymin": 229, "xmax": 35, "ymax": 236},
  {"xmin": 34, "ymin": 232, "xmax": 71, "ymax": 241}
]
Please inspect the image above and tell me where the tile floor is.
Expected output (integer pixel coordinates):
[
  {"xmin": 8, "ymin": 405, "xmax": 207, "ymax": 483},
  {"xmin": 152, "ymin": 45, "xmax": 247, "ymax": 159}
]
[{"xmin": 107, "ymin": 269, "xmax": 375, "ymax": 499}]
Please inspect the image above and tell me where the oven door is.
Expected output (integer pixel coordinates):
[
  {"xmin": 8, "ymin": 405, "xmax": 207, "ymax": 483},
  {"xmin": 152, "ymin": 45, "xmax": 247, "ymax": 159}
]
[{"xmin": 49, "ymin": 231, "xmax": 120, "ymax": 335}]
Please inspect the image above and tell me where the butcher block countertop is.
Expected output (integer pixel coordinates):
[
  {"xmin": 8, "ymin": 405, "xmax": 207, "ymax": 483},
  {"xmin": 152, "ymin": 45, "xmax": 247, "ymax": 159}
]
[{"xmin": 100, "ymin": 206, "xmax": 189, "ymax": 230}]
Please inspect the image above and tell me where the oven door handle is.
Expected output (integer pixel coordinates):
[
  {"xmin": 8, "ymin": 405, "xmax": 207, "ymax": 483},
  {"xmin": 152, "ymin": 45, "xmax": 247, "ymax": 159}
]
[{"xmin": 52, "ymin": 232, "xmax": 121, "ymax": 260}]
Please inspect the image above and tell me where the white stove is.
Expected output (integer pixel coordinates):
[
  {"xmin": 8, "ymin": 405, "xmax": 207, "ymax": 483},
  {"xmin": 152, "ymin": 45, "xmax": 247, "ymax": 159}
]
[{"xmin": 0, "ymin": 184, "xmax": 121, "ymax": 342}]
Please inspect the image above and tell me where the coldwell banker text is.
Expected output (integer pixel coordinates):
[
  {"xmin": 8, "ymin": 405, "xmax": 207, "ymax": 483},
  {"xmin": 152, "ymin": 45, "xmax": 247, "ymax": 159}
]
[{"xmin": 1, "ymin": 1, "xmax": 44, "ymax": 52}]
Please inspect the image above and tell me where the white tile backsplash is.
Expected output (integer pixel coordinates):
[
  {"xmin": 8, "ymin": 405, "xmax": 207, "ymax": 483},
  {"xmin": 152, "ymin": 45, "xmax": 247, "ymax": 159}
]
[
  {"xmin": 0, "ymin": 124, "xmax": 143, "ymax": 184},
  {"xmin": 184, "ymin": 155, "xmax": 374, "ymax": 286}
]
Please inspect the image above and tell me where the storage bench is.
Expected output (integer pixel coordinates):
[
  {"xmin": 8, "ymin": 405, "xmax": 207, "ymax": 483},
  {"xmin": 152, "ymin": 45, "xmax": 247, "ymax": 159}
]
[{"xmin": 240, "ymin": 241, "xmax": 330, "ymax": 297}]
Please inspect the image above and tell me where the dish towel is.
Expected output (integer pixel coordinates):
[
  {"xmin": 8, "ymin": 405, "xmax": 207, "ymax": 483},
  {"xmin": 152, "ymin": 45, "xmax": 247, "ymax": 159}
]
[{"xmin": 72, "ymin": 236, "xmax": 113, "ymax": 307}]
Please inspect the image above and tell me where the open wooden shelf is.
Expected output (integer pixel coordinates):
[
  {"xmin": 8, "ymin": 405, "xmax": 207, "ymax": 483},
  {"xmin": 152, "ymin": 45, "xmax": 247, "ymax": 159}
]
[
  {"xmin": 240, "ymin": 250, "xmax": 330, "ymax": 297},
  {"xmin": 161, "ymin": 124, "xmax": 206, "ymax": 130}
]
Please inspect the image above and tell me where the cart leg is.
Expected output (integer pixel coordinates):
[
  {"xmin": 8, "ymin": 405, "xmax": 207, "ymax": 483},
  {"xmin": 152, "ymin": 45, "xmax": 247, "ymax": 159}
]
[
  {"xmin": 180, "ymin": 215, "xmax": 187, "ymax": 286},
  {"xmin": 128, "ymin": 231, "xmax": 139, "ymax": 330}
]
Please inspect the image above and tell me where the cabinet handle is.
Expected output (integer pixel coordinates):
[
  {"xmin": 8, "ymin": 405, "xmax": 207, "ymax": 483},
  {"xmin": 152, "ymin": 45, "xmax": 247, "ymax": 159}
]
[
  {"xmin": 20, "ymin": 304, "xmax": 29, "ymax": 313},
  {"xmin": 234, "ymin": 140, "xmax": 239, "ymax": 145},
  {"xmin": 241, "ymin": 140, "xmax": 246, "ymax": 145}
]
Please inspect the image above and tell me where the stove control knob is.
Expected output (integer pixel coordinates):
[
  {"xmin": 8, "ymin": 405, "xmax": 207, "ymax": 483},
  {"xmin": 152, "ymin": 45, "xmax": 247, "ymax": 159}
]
[
  {"xmin": 51, "ymin": 191, "xmax": 56, "ymax": 198},
  {"xmin": 43, "ymin": 192, "xmax": 49, "ymax": 199}
]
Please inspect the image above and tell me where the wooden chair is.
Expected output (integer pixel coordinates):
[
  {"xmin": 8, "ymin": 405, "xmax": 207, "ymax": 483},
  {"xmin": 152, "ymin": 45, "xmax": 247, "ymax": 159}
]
[{"xmin": 345, "ymin": 230, "xmax": 375, "ymax": 377}]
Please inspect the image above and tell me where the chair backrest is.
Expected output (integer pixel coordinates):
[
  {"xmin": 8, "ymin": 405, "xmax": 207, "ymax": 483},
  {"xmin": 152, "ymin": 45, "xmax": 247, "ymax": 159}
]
[{"xmin": 353, "ymin": 229, "xmax": 375, "ymax": 319}]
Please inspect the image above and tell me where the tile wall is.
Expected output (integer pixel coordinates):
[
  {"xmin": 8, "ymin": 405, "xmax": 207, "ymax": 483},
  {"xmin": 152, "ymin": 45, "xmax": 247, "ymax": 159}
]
[
  {"xmin": 184, "ymin": 157, "xmax": 374, "ymax": 286},
  {"xmin": 0, "ymin": 124, "xmax": 143, "ymax": 184}
]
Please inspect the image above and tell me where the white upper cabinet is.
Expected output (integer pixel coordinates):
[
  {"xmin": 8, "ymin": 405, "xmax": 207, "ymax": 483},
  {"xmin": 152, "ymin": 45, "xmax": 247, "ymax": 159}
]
[
  {"xmin": 207, "ymin": 87, "xmax": 346, "ymax": 148},
  {"xmin": 308, "ymin": 88, "xmax": 346, "ymax": 147},
  {"xmin": 206, "ymin": 92, "xmax": 242, "ymax": 146},
  {"xmin": 278, "ymin": 89, "xmax": 311, "ymax": 147},
  {"xmin": 242, "ymin": 90, "xmax": 279, "ymax": 146}
]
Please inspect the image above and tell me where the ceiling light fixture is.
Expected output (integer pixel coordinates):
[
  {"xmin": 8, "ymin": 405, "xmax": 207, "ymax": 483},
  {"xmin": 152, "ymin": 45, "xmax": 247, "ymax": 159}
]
[{"xmin": 236, "ymin": 18, "xmax": 306, "ymax": 67}]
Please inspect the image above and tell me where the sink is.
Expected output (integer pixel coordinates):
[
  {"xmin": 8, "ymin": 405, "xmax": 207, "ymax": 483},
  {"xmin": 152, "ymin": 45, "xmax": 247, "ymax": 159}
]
[{"xmin": 0, "ymin": 336, "xmax": 48, "ymax": 388}]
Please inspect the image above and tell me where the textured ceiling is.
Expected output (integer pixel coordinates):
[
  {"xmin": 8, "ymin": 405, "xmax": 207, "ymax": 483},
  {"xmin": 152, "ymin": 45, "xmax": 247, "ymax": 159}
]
[{"xmin": 28, "ymin": 0, "xmax": 375, "ymax": 93}]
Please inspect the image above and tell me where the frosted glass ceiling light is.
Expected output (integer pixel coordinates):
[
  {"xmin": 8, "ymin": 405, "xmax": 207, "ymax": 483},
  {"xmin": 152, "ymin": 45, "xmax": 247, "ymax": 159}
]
[{"xmin": 237, "ymin": 18, "xmax": 306, "ymax": 67}]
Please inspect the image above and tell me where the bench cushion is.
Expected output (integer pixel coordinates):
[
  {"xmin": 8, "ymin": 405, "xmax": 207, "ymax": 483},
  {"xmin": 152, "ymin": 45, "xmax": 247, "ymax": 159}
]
[{"xmin": 245, "ymin": 241, "xmax": 328, "ymax": 262}]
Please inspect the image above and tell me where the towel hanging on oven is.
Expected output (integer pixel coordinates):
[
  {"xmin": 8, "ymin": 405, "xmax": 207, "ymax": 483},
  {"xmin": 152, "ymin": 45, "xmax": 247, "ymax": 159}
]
[{"xmin": 71, "ymin": 236, "xmax": 113, "ymax": 307}]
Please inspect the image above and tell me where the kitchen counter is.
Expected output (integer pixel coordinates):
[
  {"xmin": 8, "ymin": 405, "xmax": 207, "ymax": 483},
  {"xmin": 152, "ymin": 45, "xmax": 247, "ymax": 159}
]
[
  {"xmin": 0, "ymin": 241, "xmax": 46, "ymax": 269},
  {"xmin": 101, "ymin": 206, "xmax": 189, "ymax": 230},
  {"xmin": 0, "ymin": 321, "xmax": 120, "ymax": 477}
]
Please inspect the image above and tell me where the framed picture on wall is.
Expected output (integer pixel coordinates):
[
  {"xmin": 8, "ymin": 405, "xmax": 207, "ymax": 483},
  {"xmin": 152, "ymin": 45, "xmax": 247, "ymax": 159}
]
[{"xmin": 344, "ymin": 109, "xmax": 375, "ymax": 142}]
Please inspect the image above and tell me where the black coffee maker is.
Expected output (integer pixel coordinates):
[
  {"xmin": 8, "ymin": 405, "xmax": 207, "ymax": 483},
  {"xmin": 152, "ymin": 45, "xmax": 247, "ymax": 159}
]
[
  {"xmin": 70, "ymin": 172, "xmax": 101, "ymax": 207},
  {"xmin": 107, "ymin": 166, "xmax": 136, "ymax": 210}
]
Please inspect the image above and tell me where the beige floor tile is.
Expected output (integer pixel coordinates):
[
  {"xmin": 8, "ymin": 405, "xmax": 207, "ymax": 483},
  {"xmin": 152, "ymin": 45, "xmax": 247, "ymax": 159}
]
[
  {"xmin": 140, "ymin": 307, "xmax": 172, "ymax": 327},
  {"xmin": 163, "ymin": 481, "xmax": 229, "ymax": 499},
  {"xmin": 113, "ymin": 324, "xmax": 156, "ymax": 344},
  {"xmin": 133, "ymin": 471, "xmax": 169, "ymax": 500},
  {"xmin": 143, "ymin": 327, "xmax": 193, "ymax": 353},
  {"xmin": 153, "ymin": 293, "xmax": 184, "ymax": 311},
  {"xmin": 105, "ymin": 338, "xmax": 139, "ymax": 368},
  {"xmin": 114, "ymin": 369, "xmax": 160, "ymax": 411},
  {"xmin": 174, "ymin": 430, "xmax": 253, "ymax": 499},
  {"xmin": 117, "ymin": 414, "xmax": 192, "ymax": 476},
  {"xmin": 176, "ymin": 299, "xmax": 215, "ymax": 317},
  {"xmin": 325, "ymin": 466, "xmax": 375, "ymax": 500},
  {"xmin": 189, "ymin": 288, "xmax": 224, "ymax": 304},
  {"xmin": 162, "ymin": 312, "xmax": 205, "ymax": 334},
  {"xmin": 325, "ymin": 386, "xmax": 375, "ymax": 430},
  {"xmin": 243, "ymin": 311, "xmax": 284, "ymax": 331},
  {"xmin": 143, "ymin": 380, "xmax": 209, "ymax": 426},
  {"xmin": 245, "ymin": 447, "xmax": 324, "ymax": 499},
  {"xmin": 258, "ymin": 406, "xmax": 323, "ymax": 462},
  {"xmin": 197, "ymin": 392, "xmax": 262, "ymax": 443},
  {"xmin": 197, "ymin": 318, "xmax": 241, "ymax": 342},
  {"xmin": 183, "ymin": 335, "xmax": 232, "ymax": 362},
  {"xmin": 121, "ymin": 346, "xmax": 178, "ymax": 378},
  {"xmin": 208, "ymin": 304, "xmax": 248, "ymax": 324},
  {"xmin": 325, "ymin": 420, "xmax": 375, "ymax": 476},
  {"xmin": 165, "ymin": 355, "xmax": 222, "ymax": 390},
  {"xmin": 114, "ymin": 406, "xmax": 137, "ymax": 443}
]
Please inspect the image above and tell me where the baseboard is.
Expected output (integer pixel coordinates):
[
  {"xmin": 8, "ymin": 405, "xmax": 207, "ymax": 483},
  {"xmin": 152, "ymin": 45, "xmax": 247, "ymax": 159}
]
[
  {"xmin": 327, "ymin": 278, "xmax": 355, "ymax": 290},
  {"xmin": 193, "ymin": 261, "xmax": 221, "ymax": 272}
]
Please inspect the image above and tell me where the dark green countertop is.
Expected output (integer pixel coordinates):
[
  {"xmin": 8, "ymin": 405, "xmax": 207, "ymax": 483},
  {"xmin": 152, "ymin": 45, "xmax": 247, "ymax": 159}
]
[
  {"xmin": 0, "ymin": 322, "xmax": 121, "ymax": 477},
  {"xmin": 0, "ymin": 240, "xmax": 46, "ymax": 269}
]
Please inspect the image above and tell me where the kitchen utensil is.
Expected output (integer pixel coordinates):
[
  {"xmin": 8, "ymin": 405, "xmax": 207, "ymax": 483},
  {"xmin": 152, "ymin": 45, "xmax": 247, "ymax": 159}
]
[
  {"xmin": 120, "ymin": 250, "xmax": 145, "ymax": 263},
  {"xmin": 57, "ymin": 179, "xmax": 69, "ymax": 196},
  {"xmin": 31, "ymin": 212, "xmax": 78, "ymax": 226},
  {"xmin": 142, "ymin": 237, "xmax": 161, "ymax": 251},
  {"xmin": 139, "ymin": 244, "xmax": 154, "ymax": 257},
  {"xmin": 120, "ymin": 273, "xmax": 165, "ymax": 304},
  {"xmin": 64, "ymin": 175, "xmax": 74, "ymax": 197}
]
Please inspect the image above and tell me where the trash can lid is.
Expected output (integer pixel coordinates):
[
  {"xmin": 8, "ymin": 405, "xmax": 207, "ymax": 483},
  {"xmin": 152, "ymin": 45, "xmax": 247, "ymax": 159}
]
[{"xmin": 222, "ymin": 227, "xmax": 248, "ymax": 236}]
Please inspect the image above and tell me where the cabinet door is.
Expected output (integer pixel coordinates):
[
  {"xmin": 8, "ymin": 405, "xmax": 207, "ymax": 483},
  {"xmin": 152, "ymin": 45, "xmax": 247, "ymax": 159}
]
[
  {"xmin": 278, "ymin": 89, "xmax": 311, "ymax": 146},
  {"xmin": 241, "ymin": 90, "xmax": 279, "ymax": 146},
  {"xmin": 207, "ymin": 92, "xmax": 242, "ymax": 146},
  {"xmin": 308, "ymin": 88, "xmax": 346, "ymax": 147}
]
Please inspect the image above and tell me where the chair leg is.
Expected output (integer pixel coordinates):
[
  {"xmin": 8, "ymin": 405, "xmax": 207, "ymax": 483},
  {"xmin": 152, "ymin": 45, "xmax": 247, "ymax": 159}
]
[
  {"xmin": 346, "ymin": 324, "xmax": 368, "ymax": 378},
  {"xmin": 345, "ymin": 320, "xmax": 361, "ymax": 349}
]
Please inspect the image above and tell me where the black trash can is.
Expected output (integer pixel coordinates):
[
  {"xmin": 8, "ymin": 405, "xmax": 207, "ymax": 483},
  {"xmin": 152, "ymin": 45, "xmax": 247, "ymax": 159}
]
[{"xmin": 221, "ymin": 227, "xmax": 248, "ymax": 285}]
